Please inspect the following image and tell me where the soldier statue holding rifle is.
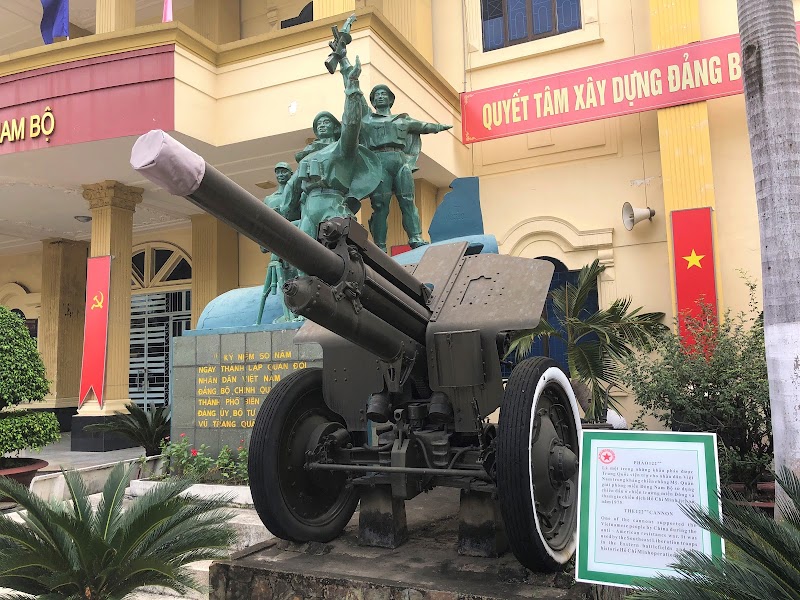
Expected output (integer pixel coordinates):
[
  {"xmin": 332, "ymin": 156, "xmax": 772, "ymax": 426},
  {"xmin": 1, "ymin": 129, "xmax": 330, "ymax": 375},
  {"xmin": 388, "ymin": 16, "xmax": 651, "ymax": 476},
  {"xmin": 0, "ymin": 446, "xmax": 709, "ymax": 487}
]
[{"xmin": 279, "ymin": 15, "xmax": 381, "ymax": 243}]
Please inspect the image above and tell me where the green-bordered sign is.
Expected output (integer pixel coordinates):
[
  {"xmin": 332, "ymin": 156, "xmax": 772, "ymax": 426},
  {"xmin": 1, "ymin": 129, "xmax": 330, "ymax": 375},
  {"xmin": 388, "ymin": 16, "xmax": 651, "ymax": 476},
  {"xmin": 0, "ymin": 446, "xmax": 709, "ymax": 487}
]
[{"xmin": 576, "ymin": 430, "xmax": 724, "ymax": 588}]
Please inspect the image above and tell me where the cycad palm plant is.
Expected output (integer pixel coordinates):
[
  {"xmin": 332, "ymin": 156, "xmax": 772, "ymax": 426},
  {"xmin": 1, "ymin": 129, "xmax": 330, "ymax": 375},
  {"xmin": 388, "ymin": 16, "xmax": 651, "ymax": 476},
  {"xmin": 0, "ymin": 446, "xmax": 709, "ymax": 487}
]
[
  {"xmin": 508, "ymin": 260, "xmax": 666, "ymax": 420},
  {"xmin": 83, "ymin": 402, "xmax": 170, "ymax": 456},
  {"xmin": 630, "ymin": 467, "xmax": 800, "ymax": 599},
  {"xmin": 0, "ymin": 463, "xmax": 236, "ymax": 599}
]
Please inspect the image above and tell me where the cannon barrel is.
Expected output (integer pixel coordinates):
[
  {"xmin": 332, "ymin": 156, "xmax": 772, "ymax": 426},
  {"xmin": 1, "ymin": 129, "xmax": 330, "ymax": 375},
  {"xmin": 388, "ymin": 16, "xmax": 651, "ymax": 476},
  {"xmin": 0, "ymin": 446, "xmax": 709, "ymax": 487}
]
[{"xmin": 130, "ymin": 130, "xmax": 430, "ymax": 343}]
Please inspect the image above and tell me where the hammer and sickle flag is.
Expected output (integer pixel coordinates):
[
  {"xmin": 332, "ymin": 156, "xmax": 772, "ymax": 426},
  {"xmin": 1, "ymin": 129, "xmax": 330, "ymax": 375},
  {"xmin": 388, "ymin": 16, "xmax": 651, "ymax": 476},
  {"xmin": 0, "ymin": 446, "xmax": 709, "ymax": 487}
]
[
  {"xmin": 79, "ymin": 256, "xmax": 112, "ymax": 407},
  {"xmin": 671, "ymin": 207, "xmax": 718, "ymax": 344}
]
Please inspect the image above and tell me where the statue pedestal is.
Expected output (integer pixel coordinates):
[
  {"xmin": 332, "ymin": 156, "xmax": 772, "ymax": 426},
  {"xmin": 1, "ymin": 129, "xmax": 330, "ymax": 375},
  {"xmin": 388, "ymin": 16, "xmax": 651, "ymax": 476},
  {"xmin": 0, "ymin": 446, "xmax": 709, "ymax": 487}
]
[{"xmin": 209, "ymin": 488, "xmax": 587, "ymax": 600}]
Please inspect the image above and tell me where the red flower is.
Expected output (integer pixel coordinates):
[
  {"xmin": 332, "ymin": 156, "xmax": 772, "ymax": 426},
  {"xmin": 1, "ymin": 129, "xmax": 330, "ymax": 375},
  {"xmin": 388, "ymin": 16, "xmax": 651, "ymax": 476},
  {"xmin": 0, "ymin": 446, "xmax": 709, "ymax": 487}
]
[
  {"xmin": 191, "ymin": 448, "xmax": 198, "ymax": 457},
  {"xmin": 180, "ymin": 433, "xmax": 186, "ymax": 438}
]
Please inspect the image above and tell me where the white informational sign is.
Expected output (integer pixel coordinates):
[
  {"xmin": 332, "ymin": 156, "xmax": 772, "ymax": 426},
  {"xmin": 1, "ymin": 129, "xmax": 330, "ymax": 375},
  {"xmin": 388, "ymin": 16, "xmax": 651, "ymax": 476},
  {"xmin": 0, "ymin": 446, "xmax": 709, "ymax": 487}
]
[{"xmin": 575, "ymin": 430, "xmax": 724, "ymax": 588}]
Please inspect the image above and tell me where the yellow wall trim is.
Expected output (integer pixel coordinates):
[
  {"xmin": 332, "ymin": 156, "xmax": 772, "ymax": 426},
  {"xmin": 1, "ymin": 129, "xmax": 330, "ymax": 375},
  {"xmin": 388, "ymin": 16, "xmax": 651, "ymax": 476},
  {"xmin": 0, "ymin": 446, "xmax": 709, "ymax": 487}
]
[
  {"xmin": 0, "ymin": 8, "xmax": 459, "ymax": 112},
  {"xmin": 499, "ymin": 216, "xmax": 614, "ymax": 256},
  {"xmin": 0, "ymin": 22, "xmax": 214, "ymax": 78}
]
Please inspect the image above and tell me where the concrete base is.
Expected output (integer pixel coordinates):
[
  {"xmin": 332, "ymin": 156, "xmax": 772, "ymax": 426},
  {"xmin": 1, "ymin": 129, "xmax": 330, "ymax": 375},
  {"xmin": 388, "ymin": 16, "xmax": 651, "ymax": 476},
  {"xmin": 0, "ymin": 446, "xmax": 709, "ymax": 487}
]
[
  {"xmin": 70, "ymin": 415, "xmax": 137, "ymax": 452},
  {"xmin": 358, "ymin": 485, "xmax": 409, "ymax": 549},
  {"xmin": 458, "ymin": 490, "xmax": 508, "ymax": 558},
  {"xmin": 209, "ymin": 488, "xmax": 588, "ymax": 600}
]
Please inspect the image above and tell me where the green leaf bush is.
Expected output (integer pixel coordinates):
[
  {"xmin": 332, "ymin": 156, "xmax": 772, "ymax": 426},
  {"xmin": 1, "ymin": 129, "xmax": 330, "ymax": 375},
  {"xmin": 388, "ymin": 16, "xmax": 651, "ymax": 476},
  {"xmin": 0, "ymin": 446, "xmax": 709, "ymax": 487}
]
[
  {"xmin": 0, "ymin": 305, "xmax": 59, "ymax": 465},
  {"xmin": 0, "ymin": 411, "xmax": 61, "ymax": 459},
  {"xmin": 0, "ymin": 306, "xmax": 49, "ymax": 409},
  {"xmin": 622, "ymin": 279, "xmax": 771, "ymax": 498},
  {"xmin": 83, "ymin": 401, "xmax": 170, "ymax": 456},
  {"xmin": 0, "ymin": 462, "xmax": 237, "ymax": 599},
  {"xmin": 508, "ymin": 259, "xmax": 667, "ymax": 420},
  {"xmin": 160, "ymin": 434, "xmax": 249, "ymax": 485}
]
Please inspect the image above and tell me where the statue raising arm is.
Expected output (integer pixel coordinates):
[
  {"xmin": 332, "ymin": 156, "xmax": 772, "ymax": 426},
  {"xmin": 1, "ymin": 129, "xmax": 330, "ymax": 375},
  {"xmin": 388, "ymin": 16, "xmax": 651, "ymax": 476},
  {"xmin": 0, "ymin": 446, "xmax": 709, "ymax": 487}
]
[
  {"xmin": 407, "ymin": 119, "xmax": 453, "ymax": 135},
  {"xmin": 338, "ymin": 56, "xmax": 364, "ymax": 158}
]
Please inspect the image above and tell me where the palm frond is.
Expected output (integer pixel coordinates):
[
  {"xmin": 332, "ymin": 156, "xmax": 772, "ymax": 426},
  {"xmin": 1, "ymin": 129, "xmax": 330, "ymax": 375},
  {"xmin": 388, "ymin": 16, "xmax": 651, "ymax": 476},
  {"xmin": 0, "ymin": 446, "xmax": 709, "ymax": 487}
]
[
  {"xmin": 96, "ymin": 462, "xmax": 133, "ymax": 541},
  {"xmin": 83, "ymin": 402, "xmax": 170, "ymax": 456},
  {"xmin": 631, "ymin": 467, "xmax": 800, "ymax": 600},
  {"xmin": 0, "ymin": 478, "xmax": 75, "ymax": 566},
  {"xmin": 0, "ymin": 593, "xmax": 36, "ymax": 600},
  {"xmin": 125, "ymin": 497, "xmax": 235, "ymax": 561},
  {"xmin": 507, "ymin": 320, "xmax": 558, "ymax": 360},
  {"xmin": 572, "ymin": 259, "xmax": 606, "ymax": 315},
  {"xmin": 0, "ymin": 468, "xmax": 236, "ymax": 599}
]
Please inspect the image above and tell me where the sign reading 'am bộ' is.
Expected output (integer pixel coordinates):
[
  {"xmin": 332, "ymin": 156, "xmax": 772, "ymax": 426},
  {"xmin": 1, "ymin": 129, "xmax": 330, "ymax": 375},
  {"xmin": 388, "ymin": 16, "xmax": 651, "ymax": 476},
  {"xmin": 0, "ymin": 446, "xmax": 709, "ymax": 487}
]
[{"xmin": 576, "ymin": 430, "xmax": 724, "ymax": 588}]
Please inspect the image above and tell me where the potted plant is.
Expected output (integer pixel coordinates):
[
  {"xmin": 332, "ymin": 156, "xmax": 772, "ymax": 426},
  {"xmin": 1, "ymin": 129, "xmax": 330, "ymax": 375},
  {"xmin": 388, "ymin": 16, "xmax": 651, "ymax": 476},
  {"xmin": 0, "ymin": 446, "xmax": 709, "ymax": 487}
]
[
  {"xmin": 621, "ymin": 279, "xmax": 772, "ymax": 501},
  {"xmin": 0, "ymin": 306, "xmax": 60, "ymax": 488}
]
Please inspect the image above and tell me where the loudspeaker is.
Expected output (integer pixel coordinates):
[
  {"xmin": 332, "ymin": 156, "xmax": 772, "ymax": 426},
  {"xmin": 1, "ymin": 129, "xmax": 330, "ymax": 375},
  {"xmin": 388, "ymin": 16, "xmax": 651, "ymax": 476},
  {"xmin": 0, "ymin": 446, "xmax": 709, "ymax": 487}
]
[{"xmin": 622, "ymin": 202, "xmax": 655, "ymax": 231}]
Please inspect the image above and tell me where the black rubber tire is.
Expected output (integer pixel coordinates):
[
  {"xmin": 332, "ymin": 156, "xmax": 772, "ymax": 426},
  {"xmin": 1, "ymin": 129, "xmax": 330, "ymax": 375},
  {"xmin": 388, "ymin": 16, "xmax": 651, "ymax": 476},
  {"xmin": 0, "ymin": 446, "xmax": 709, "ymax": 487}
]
[
  {"xmin": 248, "ymin": 368, "xmax": 359, "ymax": 542},
  {"xmin": 497, "ymin": 357, "xmax": 581, "ymax": 572}
]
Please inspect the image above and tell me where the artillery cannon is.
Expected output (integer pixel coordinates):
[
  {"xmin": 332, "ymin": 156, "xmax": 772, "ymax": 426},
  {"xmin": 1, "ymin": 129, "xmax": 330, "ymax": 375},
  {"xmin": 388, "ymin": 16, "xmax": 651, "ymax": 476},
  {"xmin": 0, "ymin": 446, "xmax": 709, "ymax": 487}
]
[{"xmin": 131, "ymin": 130, "xmax": 582, "ymax": 572}]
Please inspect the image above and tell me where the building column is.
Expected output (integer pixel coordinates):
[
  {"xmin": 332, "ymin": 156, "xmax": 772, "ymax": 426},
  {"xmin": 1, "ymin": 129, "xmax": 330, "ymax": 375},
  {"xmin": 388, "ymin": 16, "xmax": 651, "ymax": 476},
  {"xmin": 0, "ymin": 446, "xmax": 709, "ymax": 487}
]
[
  {"xmin": 34, "ymin": 239, "xmax": 90, "ymax": 430},
  {"xmin": 72, "ymin": 182, "xmax": 142, "ymax": 451},
  {"xmin": 95, "ymin": 0, "xmax": 136, "ymax": 34},
  {"xmin": 191, "ymin": 215, "xmax": 239, "ymax": 327},
  {"xmin": 650, "ymin": 0, "xmax": 722, "ymax": 314},
  {"xmin": 194, "ymin": 0, "xmax": 240, "ymax": 44}
]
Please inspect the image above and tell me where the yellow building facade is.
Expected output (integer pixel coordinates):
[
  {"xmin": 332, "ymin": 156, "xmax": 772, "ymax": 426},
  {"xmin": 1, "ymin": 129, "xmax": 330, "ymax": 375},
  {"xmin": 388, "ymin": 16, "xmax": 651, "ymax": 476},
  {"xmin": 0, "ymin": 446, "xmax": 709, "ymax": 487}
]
[{"xmin": 0, "ymin": 0, "xmax": 775, "ymax": 431}]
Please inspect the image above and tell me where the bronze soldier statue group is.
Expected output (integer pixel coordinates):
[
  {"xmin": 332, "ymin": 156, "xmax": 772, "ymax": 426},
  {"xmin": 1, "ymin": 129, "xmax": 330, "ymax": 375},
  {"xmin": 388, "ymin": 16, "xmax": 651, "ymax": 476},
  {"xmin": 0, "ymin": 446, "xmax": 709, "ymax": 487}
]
[{"xmin": 256, "ymin": 15, "xmax": 451, "ymax": 325}]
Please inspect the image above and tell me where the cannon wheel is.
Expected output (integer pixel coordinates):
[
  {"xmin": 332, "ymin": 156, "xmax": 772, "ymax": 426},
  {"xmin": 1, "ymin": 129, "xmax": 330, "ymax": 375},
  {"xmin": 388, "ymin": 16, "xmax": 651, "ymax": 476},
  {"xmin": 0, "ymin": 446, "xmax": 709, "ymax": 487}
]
[
  {"xmin": 249, "ymin": 367, "xmax": 359, "ymax": 542},
  {"xmin": 497, "ymin": 357, "xmax": 582, "ymax": 572}
]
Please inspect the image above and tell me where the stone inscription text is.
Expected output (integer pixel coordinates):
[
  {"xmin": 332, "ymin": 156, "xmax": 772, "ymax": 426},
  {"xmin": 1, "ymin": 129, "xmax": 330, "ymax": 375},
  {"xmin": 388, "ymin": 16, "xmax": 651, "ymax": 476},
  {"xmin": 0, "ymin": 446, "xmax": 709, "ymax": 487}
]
[{"xmin": 194, "ymin": 350, "xmax": 307, "ymax": 429}]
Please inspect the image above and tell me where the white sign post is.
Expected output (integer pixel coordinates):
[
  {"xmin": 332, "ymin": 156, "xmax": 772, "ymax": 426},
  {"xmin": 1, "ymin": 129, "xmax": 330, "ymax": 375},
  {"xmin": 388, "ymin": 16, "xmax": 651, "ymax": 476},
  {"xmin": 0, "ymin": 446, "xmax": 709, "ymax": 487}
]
[{"xmin": 576, "ymin": 430, "xmax": 724, "ymax": 587}]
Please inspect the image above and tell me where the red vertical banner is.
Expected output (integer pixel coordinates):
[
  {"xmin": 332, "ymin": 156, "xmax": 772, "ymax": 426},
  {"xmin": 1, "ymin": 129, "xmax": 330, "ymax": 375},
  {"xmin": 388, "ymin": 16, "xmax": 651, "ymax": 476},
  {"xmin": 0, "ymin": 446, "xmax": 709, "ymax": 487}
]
[
  {"xmin": 79, "ymin": 256, "xmax": 112, "ymax": 407},
  {"xmin": 671, "ymin": 208, "xmax": 718, "ymax": 343}
]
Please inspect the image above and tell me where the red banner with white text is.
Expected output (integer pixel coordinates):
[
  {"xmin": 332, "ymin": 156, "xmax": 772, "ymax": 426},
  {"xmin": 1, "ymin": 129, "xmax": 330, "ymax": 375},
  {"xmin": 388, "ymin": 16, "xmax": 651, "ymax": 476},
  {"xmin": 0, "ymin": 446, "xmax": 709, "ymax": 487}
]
[
  {"xmin": 672, "ymin": 208, "xmax": 718, "ymax": 345},
  {"xmin": 461, "ymin": 23, "xmax": 800, "ymax": 144},
  {"xmin": 79, "ymin": 256, "xmax": 112, "ymax": 408}
]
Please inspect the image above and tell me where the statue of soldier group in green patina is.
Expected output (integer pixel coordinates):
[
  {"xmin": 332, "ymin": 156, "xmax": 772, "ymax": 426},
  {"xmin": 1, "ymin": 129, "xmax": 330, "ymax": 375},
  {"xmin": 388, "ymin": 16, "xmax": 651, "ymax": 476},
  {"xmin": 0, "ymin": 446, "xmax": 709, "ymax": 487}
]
[
  {"xmin": 358, "ymin": 84, "xmax": 452, "ymax": 252},
  {"xmin": 256, "ymin": 162, "xmax": 300, "ymax": 325},
  {"xmin": 256, "ymin": 14, "xmax": 452, "ymax": 323}
]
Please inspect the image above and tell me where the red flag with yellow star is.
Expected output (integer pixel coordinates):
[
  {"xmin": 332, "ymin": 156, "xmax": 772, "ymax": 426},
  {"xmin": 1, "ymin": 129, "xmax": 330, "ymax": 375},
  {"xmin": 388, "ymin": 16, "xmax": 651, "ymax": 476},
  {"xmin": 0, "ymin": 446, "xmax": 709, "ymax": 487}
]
[{"xmin": 672, "ymin": 207, "xmax": 717, "ymax": 342}]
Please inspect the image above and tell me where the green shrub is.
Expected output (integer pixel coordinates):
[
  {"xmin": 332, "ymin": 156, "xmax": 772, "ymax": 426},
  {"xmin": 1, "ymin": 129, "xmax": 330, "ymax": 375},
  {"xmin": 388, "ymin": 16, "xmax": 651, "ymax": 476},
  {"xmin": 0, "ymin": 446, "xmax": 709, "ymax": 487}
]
[
  {"xmin": 0, "ymin": 462, "xmax": 237, "ymax": 599},
  {"xmin": 0, "ymin": 306, "xmax": 49, "ymax": 409},
  {"xmin": 160, "ymin": 434, "xmax": 249, "ymax": 485},
  {"xmin": 0, "ymin": 411, "xmax": 60, "ymax": 464},
  {"xmin": 0, "ymin": 306, "xmax": 59, "ymax": 467},
  {"xmin": 84, "ymin": 401, "xmax": 170, "ymax": 456},
  {"xmin": 622, "ymin": 279, "xmax": 771, "ymax": 497}
]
